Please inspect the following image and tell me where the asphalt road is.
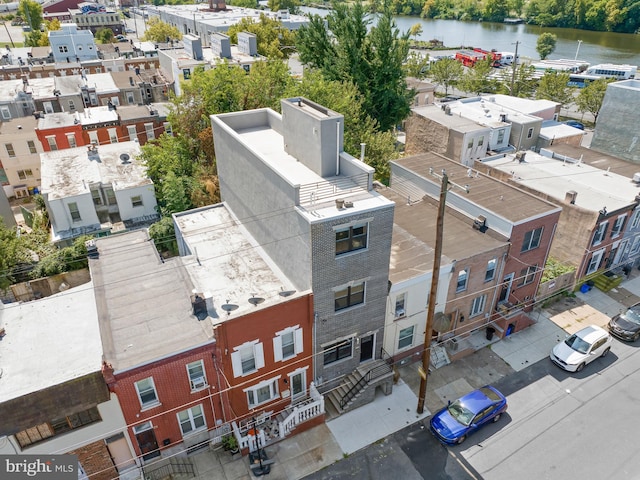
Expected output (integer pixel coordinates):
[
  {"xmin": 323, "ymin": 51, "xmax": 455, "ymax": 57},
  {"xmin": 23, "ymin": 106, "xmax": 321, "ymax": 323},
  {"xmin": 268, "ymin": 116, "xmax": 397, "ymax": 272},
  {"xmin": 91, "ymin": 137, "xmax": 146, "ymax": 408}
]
[{"xmin": 304, "ymin": 337, "xmax": 640, "ymax": 480}]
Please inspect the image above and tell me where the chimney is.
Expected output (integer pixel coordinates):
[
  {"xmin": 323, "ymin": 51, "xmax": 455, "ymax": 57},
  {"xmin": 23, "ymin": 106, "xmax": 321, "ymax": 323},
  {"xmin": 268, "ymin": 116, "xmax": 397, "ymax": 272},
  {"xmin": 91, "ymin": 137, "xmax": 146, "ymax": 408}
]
[{"xmin": 565, "ymin": 190, "xmax": 577, "ymax": 204}]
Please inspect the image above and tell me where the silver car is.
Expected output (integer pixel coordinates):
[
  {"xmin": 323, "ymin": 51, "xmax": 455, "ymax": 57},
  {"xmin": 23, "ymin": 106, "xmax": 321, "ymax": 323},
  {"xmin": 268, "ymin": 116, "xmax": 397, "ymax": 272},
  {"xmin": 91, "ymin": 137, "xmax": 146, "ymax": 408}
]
[{"xmin": 550, "ymin": 325, "xmax": 612, "ymax": 372}]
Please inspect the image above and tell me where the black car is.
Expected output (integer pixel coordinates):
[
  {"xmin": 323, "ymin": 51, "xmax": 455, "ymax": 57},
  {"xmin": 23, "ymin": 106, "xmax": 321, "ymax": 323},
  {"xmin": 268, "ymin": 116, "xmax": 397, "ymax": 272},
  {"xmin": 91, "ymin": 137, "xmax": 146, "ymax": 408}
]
[{"xmin": 609, "ymin": 302, "xmax": 640, "ymax": 341}]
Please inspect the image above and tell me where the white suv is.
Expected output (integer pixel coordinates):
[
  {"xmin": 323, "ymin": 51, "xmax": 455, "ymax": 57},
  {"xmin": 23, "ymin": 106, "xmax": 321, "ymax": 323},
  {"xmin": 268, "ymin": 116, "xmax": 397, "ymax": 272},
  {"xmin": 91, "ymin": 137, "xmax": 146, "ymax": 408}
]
[{"xmin": 550, "ymin": 325, "xmax": 612, "ymax": 372}]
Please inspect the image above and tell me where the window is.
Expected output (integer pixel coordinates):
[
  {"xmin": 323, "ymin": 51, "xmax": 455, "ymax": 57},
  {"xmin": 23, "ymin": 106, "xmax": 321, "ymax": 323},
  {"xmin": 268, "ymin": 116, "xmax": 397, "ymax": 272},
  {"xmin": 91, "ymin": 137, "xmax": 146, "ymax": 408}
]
[
  {"xmin": 163, "ymin": 122, "xmax": 173, "ymax": 136},
  {"xmin": 127, "ymin": 92, "xmax": 135, "ymax": 104},
  {"xmin": 398, "ymin": 326, "xmax": 414, "ymax": 350},
  {"xmin": 58, "ymin": 45, "xmax": 68, "ymax": 53},
  {"xmin": 1, "ymin": 106, "xmax": 10, "ymax": 119},
  {"xmin": 46, "ymin": 136, "xmax": 58, "ymax": 151},
  {"xmin": 27, "ymin": 140, "xmax": 37, "ymax": 154},
  {"xmin": 246, "ymin": 379, "xmax": 279, "ymax": 408},
  {"xmin": 43, "ymin": 101, "xmax": 54, "ymax": 114},
  {"xmin": 17, "ymin": 169, "xmax": 33, "ymax": 180},
  {"xmin": 88, "ymin": 131, "xmax": 98, "ymax": 146},
  {"xmin": 131, "ymin": 195, "xmax": 143, "ymax": 207},
  {"xmin": 66, "ymin": 133, "xmax": 76, "ymax": 148},
  {"xmin": 395, "ymin": 292, "xmax": 406, "ymax": 318},
  {"xmin": 521, "ymin": 227, "xmax": 543, "ymax": 252},
  {"xmin": 68, "ymin": 100, "xmax": 76, "ymax": 112},
  {"xmin": 5, "ymin": 143, "xmax": 15, "ymax": 157},
  {"xmin": 611, "ymin": 215, "xmax": 626, "ymax": 238},
  {"xmin": 478, "ymin": 136, "xmax": 484, "ymax": 146},
  {"xmin": 519, "ymin": 265, "xmax": 537, "ymax": 286},
  {"xmin": 587, "ymin": 249, "xmax": 605, "ymax": 275},
  {"xmin": 231, "ymin": 341, "xmax": 264, "ymax": 377},
  {"xmin": 186, "ymin": 360, "xmax": 207, "ymax": 390},
  {"xmin": 485, "ymin": 259, "xmax": 497, "ymax": 282},
  {"xmin": 323, "ymin": 338, "xmax": 353, "ymax": 365},
  {"xmin": 334, "ymin": 282, "xmax": 365, "ymax": 311},
  {"xmin": 127, "ymin": 125, "xmax": 138, "ymax": 141},
  {"xmin": 273, "ymin": 326, "xmax": 303, "ymax": 362},
  {"xmin": 91, "ymin": 189, "xmax": 102, "ymax": 206},
  {"xmin": 497, "ymin": 129, "xmax": 505, "ymax": 144},
  {"xmin": 470, "ymin": 294, "xmax": 487, "ymax": 317},
  {"xmin": 135, "ymin": 377, "xmax": 159, "ymax": 408},
  {"xmin": 592, "ymin": 221, "xmax": 608, "ymax": 246},
  {"xmin": 145, "ymin": 123, "xmax": 155, "ymax": 140},
  {"xmin": 177, "ymin": 405, "xmax": 205, "ymax": 436},
  {"xmin": 68, "ymin": 202, "xmax": 81, "ymax": 222},
  {"xmin": 105, "ymin": 188, "xmax": 116, "ymax": 205},
  {"xmin": 527, "ymin": 127, "xmax": 534, "ymax": 139},
  {"xmin": 631, "ymin": 210, "xmax": 640, "ymax": 229},
  {"xmin": 467, "ymin": 139, "xmax": 473, "ymax": 149},
  {"xmin": 631, "ymin": 236, "xmax": 640, "ymax": 255},
  {"xmin": 108, "ymin": 128, "xmax": 118, "ymax": 143},
  {"xmin": 335, "ymin": 224, "xmax": 368, "ymax": 255},
  {"xmin": 456, "ymin": 268, "xmax": 469, "ymax": 292}
]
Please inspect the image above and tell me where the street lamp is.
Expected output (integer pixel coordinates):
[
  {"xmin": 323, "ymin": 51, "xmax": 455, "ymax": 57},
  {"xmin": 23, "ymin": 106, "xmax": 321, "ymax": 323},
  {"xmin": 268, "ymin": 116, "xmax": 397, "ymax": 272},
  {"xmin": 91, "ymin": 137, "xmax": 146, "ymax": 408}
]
[
  {"xmin": 574, "ymin": 40, "xmax": 583, "ymax": 61},
  {"xmin": 417, "ymin": 169, "xmax": 469, "ymax": 414}
]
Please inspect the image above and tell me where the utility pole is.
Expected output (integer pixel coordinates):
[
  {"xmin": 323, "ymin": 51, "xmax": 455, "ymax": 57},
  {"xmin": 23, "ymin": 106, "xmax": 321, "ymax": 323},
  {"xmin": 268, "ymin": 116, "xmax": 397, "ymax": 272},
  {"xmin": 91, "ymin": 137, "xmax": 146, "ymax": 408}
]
[
  {"xmin": 417, "ymin": 169, "xmax": 469, "ymax": 414},
  {"xmin": 574, "ymin": 40, "xmax": 583, "ymax": 61},
  {"xmin": 510, "ymin": 41, "xmax": 520, "ymax": 96},
  {"xmin": 3, "ymin": 22, "xmax": 15, "ymax": 48}
]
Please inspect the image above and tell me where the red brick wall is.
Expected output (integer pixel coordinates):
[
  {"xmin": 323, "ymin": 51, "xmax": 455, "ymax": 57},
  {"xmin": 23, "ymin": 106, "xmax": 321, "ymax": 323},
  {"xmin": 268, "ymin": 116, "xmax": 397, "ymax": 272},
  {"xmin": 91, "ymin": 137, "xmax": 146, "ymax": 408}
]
[{"xmin": 69, "ymin": 440, "xmax": 117, "ymax": 480}]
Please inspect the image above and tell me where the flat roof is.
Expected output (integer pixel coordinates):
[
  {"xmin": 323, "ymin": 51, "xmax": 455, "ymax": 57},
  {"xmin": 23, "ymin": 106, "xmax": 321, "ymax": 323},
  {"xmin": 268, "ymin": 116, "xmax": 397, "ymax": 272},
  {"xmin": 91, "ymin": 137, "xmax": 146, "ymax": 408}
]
[
  {"xmin": 394, "ymin": 152, "xmax": 560, "ymax": 223},
  {"xmin": 0, "ymin": 79, "xmax": 26, "ymax": 102},
  {"xmin": 479, "ymin": 94, "xmax": 558, "ymax": 115},
  {"xmin": 539, "ymin": 120, "xmax": 585, "ymax": 140},
  {"xmin": 0, "ymin": 115, "xmax": 38, "ymax": 133},
  {"xmin": 412, "ymin": 104, "xmax": 492, "ymax": 132},
  {"xmin": 83, "ymin": 72, "xmax": 119, "ymax": 94},
  {"xmin": 0, "ymin": 285, "xmax": 102, "ymax": 402},
  {"xmin": 40, "ymin": 141, "xmax": 150, "ymax": 200},
  {"xmin": 377, "ymin": 185, "xmax": 507, "ymax": 284},
  {"xmin": 482, "ymin": 151, "xmax": 640, "ymax": 212},
  {"xmin": 93, "ymin": 230, "xmax": 214, "ymax": 372},
  {"xmin": 174, "ymin": 204, "xmax": 303, "ymax": 325},
  {"xmin": 548, "ymin": 144, "xmax": 640, "ymax": 179}
]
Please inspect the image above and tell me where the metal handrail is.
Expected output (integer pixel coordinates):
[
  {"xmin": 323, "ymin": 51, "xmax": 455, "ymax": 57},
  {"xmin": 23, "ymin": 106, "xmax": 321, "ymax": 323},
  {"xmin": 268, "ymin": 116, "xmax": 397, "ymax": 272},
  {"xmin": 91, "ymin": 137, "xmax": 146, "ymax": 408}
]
[
  {"xmin": 143, "ymin": 458, "xmax": 195, "ymax": 480},
  {"xmin": 339, "ymin": 362, "xmax": 392, "ymax": 409}
]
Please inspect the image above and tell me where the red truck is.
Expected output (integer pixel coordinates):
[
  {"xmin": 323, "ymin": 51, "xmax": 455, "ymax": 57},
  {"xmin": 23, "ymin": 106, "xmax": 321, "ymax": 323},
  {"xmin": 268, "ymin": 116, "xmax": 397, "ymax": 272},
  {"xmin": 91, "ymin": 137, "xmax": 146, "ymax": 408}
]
[{"xmin": 455, "ymin": 48, "xmax": 502, "ymax": 68}]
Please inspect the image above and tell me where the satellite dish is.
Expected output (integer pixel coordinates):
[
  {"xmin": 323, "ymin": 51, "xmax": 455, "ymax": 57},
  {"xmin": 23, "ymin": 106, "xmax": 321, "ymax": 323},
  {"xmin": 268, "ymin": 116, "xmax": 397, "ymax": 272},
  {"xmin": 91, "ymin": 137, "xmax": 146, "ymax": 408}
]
[
  {"xmin": 120, "ymin": 153, "xmax": 131, "ymax": 164},
  {"xmin": 248, "ymin": 296, "xmax": 265, "ymax": 306},
  {"xmin": 221, "ymin": 302, "xmax": 239, "ymax": 314},
  {"xmin": 279, "ymin": 290, "xmax": 296, "ymax": 298}
]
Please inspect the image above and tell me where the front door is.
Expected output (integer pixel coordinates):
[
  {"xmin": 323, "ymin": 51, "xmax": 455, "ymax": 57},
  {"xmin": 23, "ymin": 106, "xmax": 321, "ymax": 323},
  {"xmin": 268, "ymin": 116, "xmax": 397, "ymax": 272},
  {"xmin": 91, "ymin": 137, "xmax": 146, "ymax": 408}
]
[
  {"xmin": 360, "ymin": 334, "xmax": 374, "ymax": 363},
  {"xmin": 106, "ymin": 434, "xmax": 135, "ymax": 472},
  {"xmin": 289, "ymin": 370, "xmax": 306, "ymax": 403},
  {"xmin": 498, "ymin": 273, "xmax": 514, "ymax": 304},
  {"xmin": 133, "ymin": 422, "xmax": 160, "ymax": 461}
]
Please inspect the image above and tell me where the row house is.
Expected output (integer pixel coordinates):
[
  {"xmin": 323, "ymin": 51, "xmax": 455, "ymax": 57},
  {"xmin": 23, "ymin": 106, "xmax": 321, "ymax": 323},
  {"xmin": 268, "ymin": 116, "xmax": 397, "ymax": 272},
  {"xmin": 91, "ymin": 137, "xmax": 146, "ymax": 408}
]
[
  {"xmin": 0, "ymin": 116, "xmax": 42, "ymax": 198},
  {"xmin": 35, "ymin": 103, "xmax": 170, "ymax": 152},
  {"xmin": 0, "ymin": 286, "xmax": 138, "ymax": 480},
  {"xmin": 40, "ymin": 141, "xmax": 159, "ymax": 244},
  {"xmin": 391, "ymin": 153, "xmax": 562, "ymax": 344},
  {"xmin": 49, "ymin": 24, "xmax": 99, "ymax": 64},
  {"xmin": 377, "ymin": 182, "xmax": 508, "ymax": 364},
  {"xmin": 478, "ymin": 149, "xmax": 640, "ymax": 287},
  {"xmin": 211, "ymin": 98, "xmax": 396, "ymax": 414},
  {"xmin": 71, "ymin": 3, "xmax": 124, "ymax": 36}
]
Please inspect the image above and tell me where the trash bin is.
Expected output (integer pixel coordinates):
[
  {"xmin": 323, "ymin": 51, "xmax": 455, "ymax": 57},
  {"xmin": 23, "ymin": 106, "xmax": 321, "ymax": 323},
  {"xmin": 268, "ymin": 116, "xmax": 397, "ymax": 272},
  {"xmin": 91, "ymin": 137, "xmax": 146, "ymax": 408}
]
[
  {"xmin": 486, "ymin": 327, "xmax": 496, "ymax": 341},
  {"xmin": 580, "ymin": 283, "xmax": 591, "ymax": 293},
  {"xmin": 506, "ymin": 323, "xmax": 515, "ymax": 336}
]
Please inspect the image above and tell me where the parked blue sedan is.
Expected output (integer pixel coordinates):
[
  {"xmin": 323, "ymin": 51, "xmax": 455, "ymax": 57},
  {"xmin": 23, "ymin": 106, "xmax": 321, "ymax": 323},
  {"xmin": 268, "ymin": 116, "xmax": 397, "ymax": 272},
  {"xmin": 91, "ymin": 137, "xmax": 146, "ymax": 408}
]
[{"xmin": 430, "ymin": 386, "xmax": 507, "ymax": 445}]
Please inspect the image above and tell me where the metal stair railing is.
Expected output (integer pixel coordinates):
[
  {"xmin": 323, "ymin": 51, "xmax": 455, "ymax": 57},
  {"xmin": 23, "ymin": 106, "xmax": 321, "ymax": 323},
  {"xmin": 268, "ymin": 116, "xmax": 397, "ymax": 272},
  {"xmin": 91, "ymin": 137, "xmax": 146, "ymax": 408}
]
[
  {"xmin": 339, "ymin": 362, "xmax": 392, "ymax": 409},
  {"xmin": 143, "ymin": 458, "xmax": 195, "ymax": 480}
]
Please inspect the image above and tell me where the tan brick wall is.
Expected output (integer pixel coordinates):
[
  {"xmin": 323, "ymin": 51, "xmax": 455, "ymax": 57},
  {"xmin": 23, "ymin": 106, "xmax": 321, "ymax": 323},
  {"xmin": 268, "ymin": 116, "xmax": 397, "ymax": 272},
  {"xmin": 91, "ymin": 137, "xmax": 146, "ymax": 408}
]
[
  {"xmin": 404, "ymin": 114, "xmax": 450, "ymax": 157},
  {"xmin": 70, "ymin": 440, "xmax": 117, "ymax": 480}
]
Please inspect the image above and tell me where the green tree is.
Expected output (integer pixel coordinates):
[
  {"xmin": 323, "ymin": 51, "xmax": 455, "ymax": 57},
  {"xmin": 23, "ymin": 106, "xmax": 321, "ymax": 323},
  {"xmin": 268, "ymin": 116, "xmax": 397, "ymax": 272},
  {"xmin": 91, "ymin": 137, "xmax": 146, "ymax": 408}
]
[
  {"xmin": 227, "ymin": 0, "xmax": 257, "ymax": 6},
  {"xmin": 496, "ymin": 63, "xmax": 536, "ymax": 97},
  {"xmin": 95, "ymin": 27, "xmax": 114, "ymax": 44},
  {"xmin": 536, "ymin": 32, "xmax": 557, "ymax": 60},
  {"xmin": 18, "ymin": 0, "xmax": 42, "ymax": 32},
  {"xmin": 0, "ymin": 219, "xmax": 20, "ymax": 291},
  {"xmin": 483, "ymin": 0, "xmax": 510, "ymax": 22},
  {"xmin": 267, "ymin": 0, "xmax": 299, "ymax": 14},
  {"xmin": 536, "ymin": 71, "xmax": 573, "ymax": 107},
  {"xmin": 575, "ymin": 78, "xmax": 611, "ymax": 122},
  {"xmin": 161, "ymin": 170, "xmax": 192, "ymax": 215},
  {"xmin": 296, "ymin": 2, "xmax": 413, "ymax": 132},
  {"xmin": 403, "ymin": 51, "xmax": 431, "ymax": 79},
  {"xmin": 429, "ymin": 57, "xmax": 463, "ymax": 96},
  {"xmin": 148, "ymin": 216, "xmax": 178, "ymax": 256},
  {"xmin": 458, "ymin": 58, "xmax": 498, "ymax": 95},
  {"xmin": 226, "ymin": 14, "xmax": 297, "ymax": 59},
  {"xmin": 408, "ymin": 23, "xmax": 423, "ymax": 39},
  {"xmin": 141, "ymin": 17, "xmax": 182, "ymax": 43}
]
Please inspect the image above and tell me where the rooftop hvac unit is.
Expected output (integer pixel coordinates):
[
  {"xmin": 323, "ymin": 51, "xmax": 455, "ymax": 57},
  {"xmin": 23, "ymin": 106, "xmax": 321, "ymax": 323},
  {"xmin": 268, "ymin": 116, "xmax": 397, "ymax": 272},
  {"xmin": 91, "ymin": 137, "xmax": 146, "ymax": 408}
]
[
  {"xmin": 473, "ymin": 215, "xmax": 487, "ymax": 230},
  {"xmin": 633, "ymin": 173, "xmax": 640, "ymax": 183}
]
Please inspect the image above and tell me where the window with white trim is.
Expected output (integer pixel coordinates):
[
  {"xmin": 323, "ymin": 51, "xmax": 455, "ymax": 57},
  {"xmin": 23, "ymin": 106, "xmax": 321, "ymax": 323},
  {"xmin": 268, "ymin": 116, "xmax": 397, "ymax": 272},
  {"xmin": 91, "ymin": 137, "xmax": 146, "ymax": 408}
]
[
  {"xmin": 1, "ymin": 106, "xmax": 10, "ymax": 119},
  {"xmin": 398, "ymin": 325, "xmax": 414, "ymax": 350},
  {"xmin": 592, "ymin": 221, "xmax": 608, "ymax": 246},
  {"xmin": 456, "ymin": 268, "xmax": 469, "ymax": 292},
  {"xmin": 145, "ymin": 123, "xmax": 155, "ymax": 140},
  {"xmin": 497, "ymin": 129, "xmax": 505, "ymax": 144},
  {"xmin": 68, "ymin": 202, "xmax": 81, "ymax": 222},
  {"xmin": 485, "ymin": 258, "xmax": 497, "ymax": 282},
  {"xmin": 68, "ymin": 100, "xmax": 76, "ymax": 112},
  {"xmin": 43, "ymin": 101, "xmax": 54, "ymax": 114},
  {"xmin": 131, "ymin": 195, "xmax": 143, "ymax": 207},
  {"xmin": 88, "ymin": 131, "xmax": 99, "ymax": 146},
  {"xmin": 108, "ymin": 128, "xmax": 118, "ymax": 143},
  {"xmin": 395, "ymin": 292, "xmax": 406, "ymax": 318},
  {"xmin": 5, "ymin": 143, "xmax": 15, "ymax": 157},
  {"xmin": 587, "ymin": 249, "xmax": 605, "ymax": 275},
  {"xmin": 631, "ymin": 236, "xmax": 640, "ymax": 255},
  {"xmin": 186, "ymin": 360, "xmax": 207, "ymax": 390},
  {"xmin": 231, "ymin": 341, "xmax": 264, "ymax": 377},
  {"xmin": 522, "ymin": 227, "xmax": 543, "ymax": 252},
  {"xmin": 245, "ymin": 378, "xmax": 279, "ymax": 409},
  {"xmin": 470, "ymin": 294, "xmax": 487, "ymax": 317},
  {"xmin": 273, "ymin": 326, "xmax": 303, "ymax": 362},
  {"xmin": 127, "ymin": 125, "xmax": 138, "ymax": 141},
  {"xmin": 66, "ymin": 133, "xmax": 77, "ymax": 148},
  {"xmin": 334, "ymin": 282, "xmax": 365, "ymax": 311},
  {"xmin": 177, "ymin": 405, "xmax": 206, "ymax": 436},
  {"xmin": 46, "ymin": 136, "xmax": 58, "ymax": 151},
  {"xmin": 135, "ymin": 377, "xmax": 159, "ymax": 408},
  {"xmin": 163, "ymin": 122, "xmax": 173, "ymax": 136},
  {"xmin": 611, "ymin": 215, "xmax": 626, "ymax": 238},
  {"xmin": 631, "ymin": 210, "xmax": 640, "ymax": 229},
  {"xmin": 335, "ymin": 223, "xmax": 368, "ymax": 255},
  {"xmin": 17, "ymin": 169, "xmax": 33, "ymax": 180},
  {"xmin": 126, "ymin": 92, "xmax": 135, "ymax": 104},
  {"xmin": 27, "ymin": 140, "xmax": 37, "ymax": 154}
]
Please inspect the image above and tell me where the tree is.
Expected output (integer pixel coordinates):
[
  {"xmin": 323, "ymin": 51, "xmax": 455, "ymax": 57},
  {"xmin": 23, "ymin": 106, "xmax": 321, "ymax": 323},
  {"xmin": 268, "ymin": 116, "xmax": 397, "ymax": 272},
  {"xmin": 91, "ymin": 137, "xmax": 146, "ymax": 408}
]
[
  {"xmin": 536, "ymin": 70, "xmax": 574, "ymax": 107},
  {"xmin": 403, "ymin": 51, "xmax": 431, "ymax": 79},
  {"xmin": 0, "ymin": 219, "xmax": 21, "ymax": 291},
  {"xmin": 408, "ymin": 23, "xmax": 423, "ymax": 39},
  {"xmin": 18, "ymin": 0, "xmax": 42, "ymax": 33},
  {"xmin": 536, "ymin": 32, "xmax": 557, "ymax": 60},
  {"xmin": 458, "ymin": 58, "xmax": 498, "ymax": 95},
  {"xmin": 575, "ymin": 78, "xmax": 611, "ymax": 122},
  {"xmin": 226, "ymin": 14, "xmax": 297, "ymax": 59},
  {"xmin": 148, "ymin": 216, "xmax": 178, "ymax": 256},
  {"xmin": 295, "ymin": 2, "xmax": 413, "ymax": 132},
  {"xmin": 95, "ymin": 27, "xmax": 114, "ymax": 44},
  {"xmin": 483, "ymin": 0, "xmax": 510, "ymax": 22},
  {"xmin": 429, "ymin": 57, "xmax": 463, "ymax": 96},
  {"xmin": 267, "ymin": 0, "xmax": 299, "ymax": 14},
  {"xmin": 496, "ymin": 63, "xmax": 536, "ymax": 97},
  {"xmin": 141, "ymin": 17, "xmax": 182, "ymax": 43}
]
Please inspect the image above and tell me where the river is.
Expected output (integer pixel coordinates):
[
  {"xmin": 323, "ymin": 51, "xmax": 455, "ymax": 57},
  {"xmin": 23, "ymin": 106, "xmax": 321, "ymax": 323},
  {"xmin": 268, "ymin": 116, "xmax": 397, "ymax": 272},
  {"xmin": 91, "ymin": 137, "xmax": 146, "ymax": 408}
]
[{"xmin": 300, "ymin": 7, "xmax": 640, "ymax": 67}]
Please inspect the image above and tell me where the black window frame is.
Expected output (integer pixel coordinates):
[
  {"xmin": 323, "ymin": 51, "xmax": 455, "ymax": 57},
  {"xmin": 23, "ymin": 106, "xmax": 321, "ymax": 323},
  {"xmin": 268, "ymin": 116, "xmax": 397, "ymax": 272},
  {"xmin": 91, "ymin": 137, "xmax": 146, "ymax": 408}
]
[
  {"xmin": 335, "ymin": 224, "xmax": 368, "ymax": 256},
  {"xmin": 323, "ymin": 339, "xmax": 353, "ymax": 365},
  {"xmin": 334, "ymin": 282, "xmax": 365, "ymax": 311},
  {"xmin": 521, "ymin": 227, "xmax": 543, "ymax": 252}
]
